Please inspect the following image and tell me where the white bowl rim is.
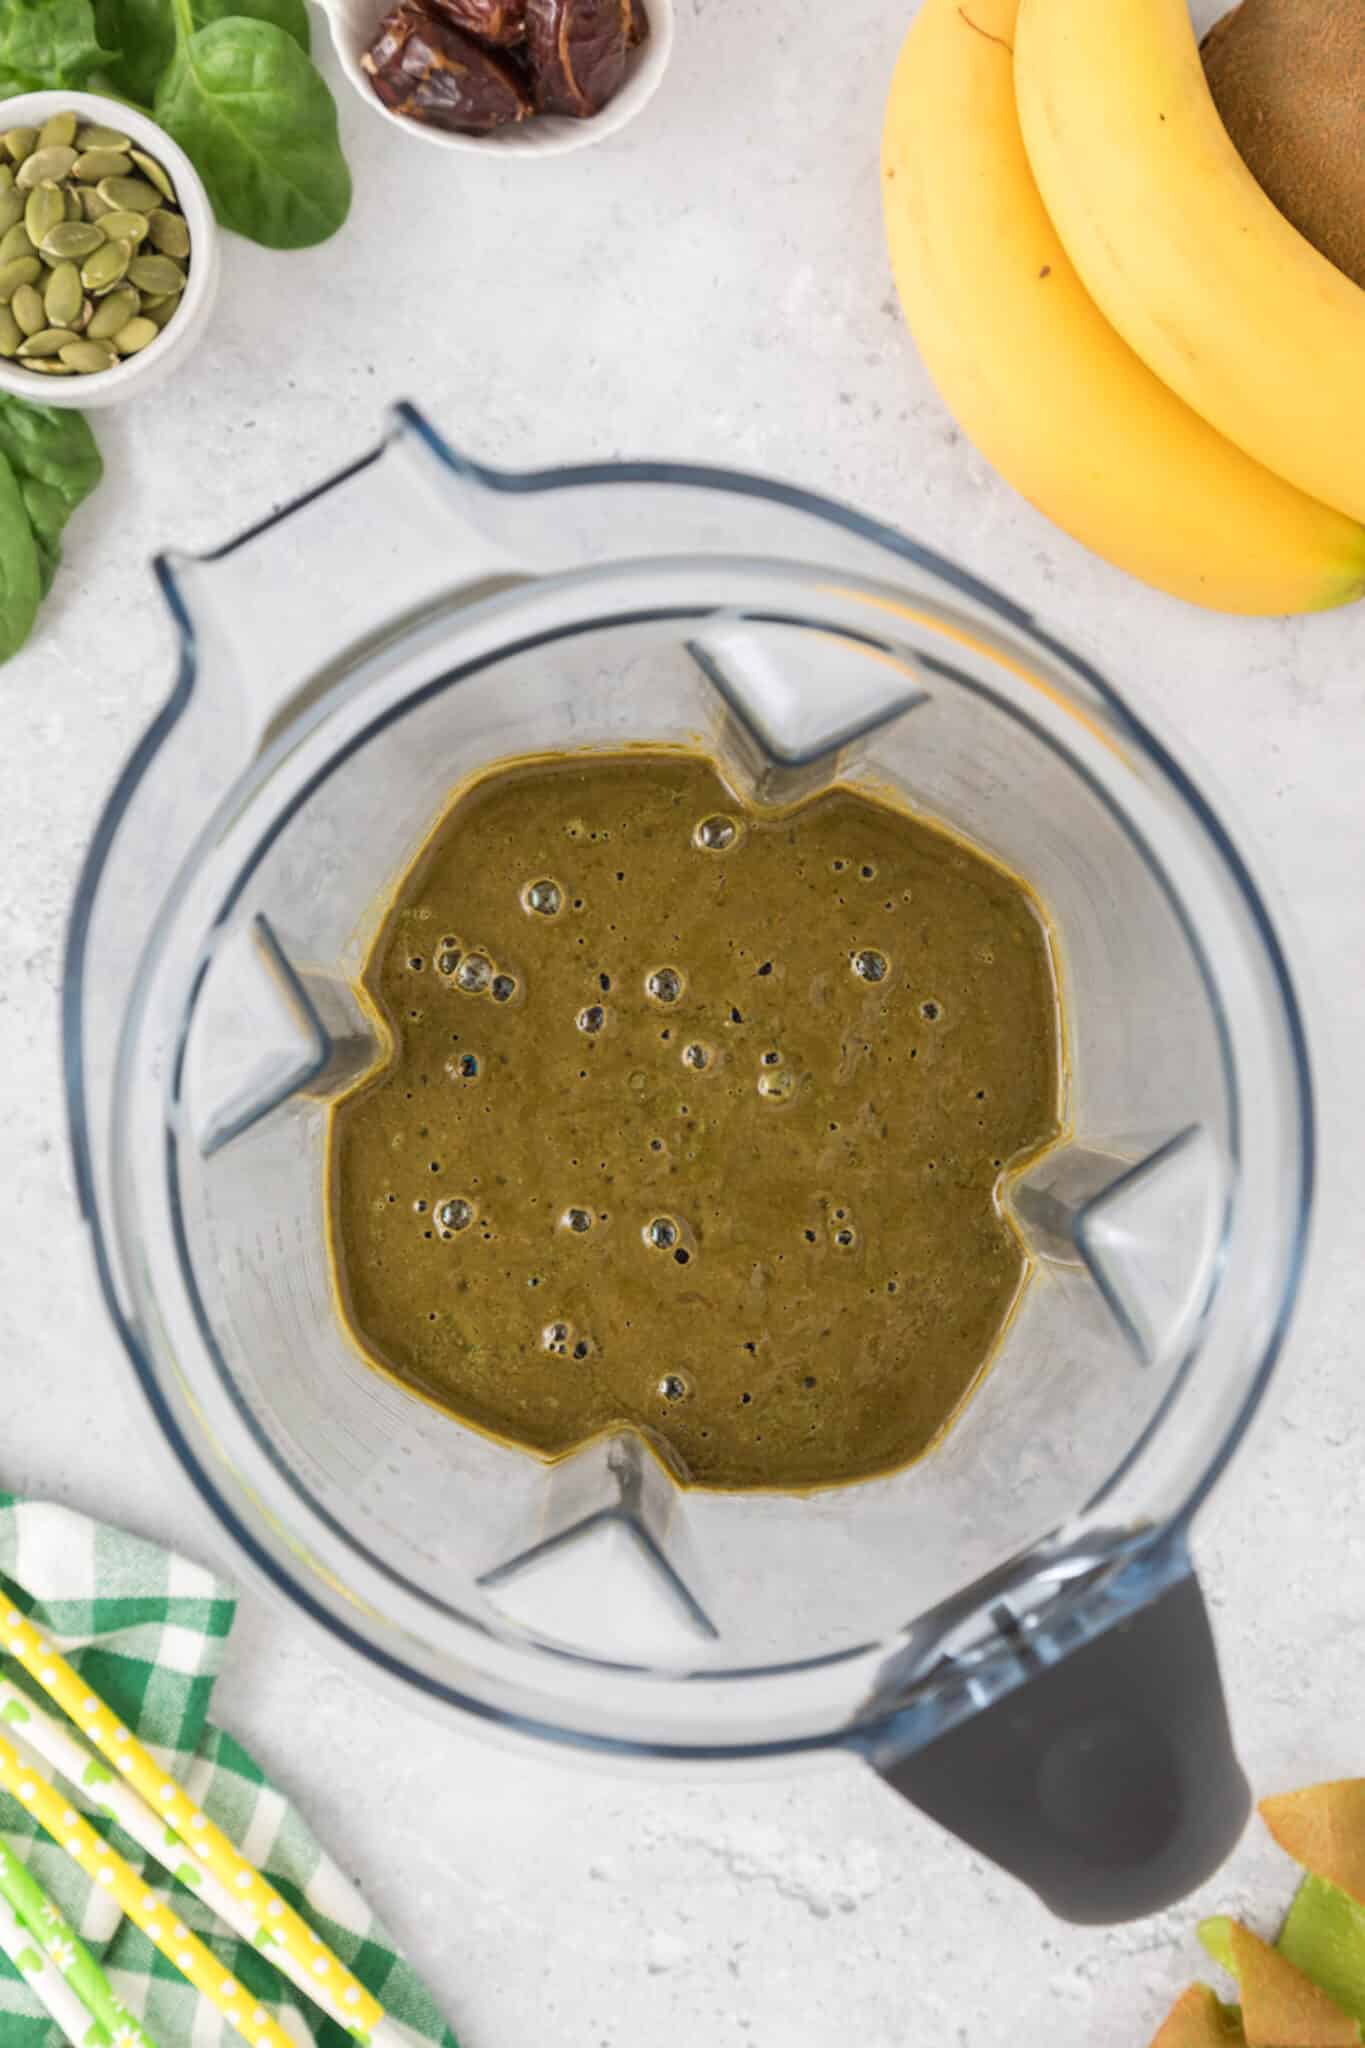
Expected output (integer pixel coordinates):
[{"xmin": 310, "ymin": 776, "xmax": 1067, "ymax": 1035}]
[
  {"xmin": 318, "ymin": 0, "xmax": 676, "ymax": 158},
  {"xmin": 0, "ymin": 88, "xmax": 220, "ymax": 409}
]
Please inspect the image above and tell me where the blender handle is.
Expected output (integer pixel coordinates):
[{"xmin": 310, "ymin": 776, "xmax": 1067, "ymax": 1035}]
[{"xmin": 872, "ymin": 1561, "xmax": 1248, "ymax": 1924}]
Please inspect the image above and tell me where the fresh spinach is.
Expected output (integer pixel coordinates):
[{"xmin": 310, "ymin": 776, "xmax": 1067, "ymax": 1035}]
[
  {"xmin": 0, "ymin": 395, "xmax": 103, "ymax": 508},
  {"xmin": 2, "ymin": 0, "xmax": 346, "ymax": 252},
  {"xmin": 0, "ymin": 0, "xmax": 114, "ymax": 88},
  {"xmin": 0, "ymin": 397, "xmax": 102, "ymax": 655},
  {"xmin": 156, "ymin": 7, "xmax": 350, "ymax": 249},
  {"xmin": 0, "ymin": 453, "xmax": 42, "ymax": 664},
  {"xmin": 103, "ymin": 0, "xmax": 309, "ymax": 114}
]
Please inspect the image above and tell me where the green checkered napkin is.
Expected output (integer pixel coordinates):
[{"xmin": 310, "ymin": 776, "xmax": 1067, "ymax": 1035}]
[{"xmin": 0, "ymin": 1494, "xmax": 460, "ymax": 2048}]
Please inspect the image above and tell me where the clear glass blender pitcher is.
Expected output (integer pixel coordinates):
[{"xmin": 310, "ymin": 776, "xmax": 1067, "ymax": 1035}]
[{"xmin": 65, "ymin": 404, "xmax": 1313, "ymax": 1924}]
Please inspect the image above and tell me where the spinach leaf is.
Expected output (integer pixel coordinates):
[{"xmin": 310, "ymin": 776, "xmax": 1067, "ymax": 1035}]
[
  {"xmin": 0, "ymin": 0, "xmax": 114, "ymax": 86},
  {"xmin": 0, "ymin": 449, "xmax": 43, "ymax": 664},
  {"xmin": 156, "ymin": 12, "xmax": 350, "ymax": 249},
  {"xmin": 32, "ymin": 533, "xmax": 59, "ymax": 599},
  {"xmin": 197, "ymin": 0, "xmax": 308, "ymax": 54},
  {"xmin": 100, "ymin": 0, "xmax": 175, "ymax": 103},
  {"xmin": 0, "ymin": 394, "xmax": 102, "ymax": 515},
  {"xmin": 105, "ymin": 0, "xmax": 310, "ymax": 110},
  {"xmin": 0, "ymin": 398, "xmax": 101, "ymax": 644}
]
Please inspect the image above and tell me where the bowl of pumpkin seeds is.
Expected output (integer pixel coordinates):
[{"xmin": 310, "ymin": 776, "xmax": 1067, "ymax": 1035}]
[{"xmin": 0, "ymin": 91, "xmax": 219, "ymax": 407}]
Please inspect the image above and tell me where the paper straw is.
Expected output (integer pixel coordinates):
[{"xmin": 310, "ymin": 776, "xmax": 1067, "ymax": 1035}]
[
  {"xmin": 0, "ymin": 1886, "xmax": 110, "ymax": 2048},
  {"xmin": 0, "ymin": 1675, "xmax": 418, "ymax": 2048},
  {"xmin": 0, "ymin": 1723, "xmax": 297, "ymax": 2048},
  {"xmin": 0, "ymin": 1830, "xmax": 145, "ymax": 2048},
  {"xmin": 0, "ymin": 1610, "xmax": 385, "ymax": 2042}
]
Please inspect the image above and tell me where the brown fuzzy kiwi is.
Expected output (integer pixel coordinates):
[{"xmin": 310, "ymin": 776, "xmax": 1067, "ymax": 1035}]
[{"xmin": 1202, "ymin": 0, "xmax": 1365, "ymax": 290}]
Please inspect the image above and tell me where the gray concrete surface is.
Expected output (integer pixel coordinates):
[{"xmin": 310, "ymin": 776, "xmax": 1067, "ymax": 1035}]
[{"xmin": 3, "ymin": 2, "xmax": 1363, "ymax": 2043}]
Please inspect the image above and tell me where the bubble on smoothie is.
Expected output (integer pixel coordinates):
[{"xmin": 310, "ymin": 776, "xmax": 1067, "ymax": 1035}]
[
  {"xmin": 645, "ymin": 1215, "xmax": 679, "ymax": 1250},
  {"xmin": 920, "ymin": 998, "xmax": 942, "ymax": 1020},
  {"xmin": 563, "ymin": 1207, "xmax": 593, "ymax": 1234},
  {"xmin": 757, "ymin": 1068, "xmax": 795, "ymax": 1103},
  {"xmin": 646, "ymin": 966, "xmax": 684, "ymax": 1005},
  {"xmin": 852, "ymin": 949, "xmax": 888, "ymax": 983},
  {"xmin": 577, "ymin": 1004, "xmax": 607, "ymax": 1035},
  {"xmin": 522, "ymin": 878, "xmax": 563, "ymax": 917},
  {"xmin": 695, "ymin": 814, "xmax": 739, "ymax": 852},
  {"xmin": 437, "ymin": 1197, "xmax": 474, "ymax": 1233},
  {"xmin": 833, "ymin": 1226, "xmax": 857, "ymax": 1249},
  {"xmin": 456, "ymin": 953, "xmax": 492, "ymax": 994},
  {"xmin": 447, "ymin": 1052, "xmax": 479, "ymax": 1080},
  {"xmin": 682, "ymin": 1041, "xmax": 712, "ymax": 1071},
  {"xmin": 436, "ymin": 948, "xmax": 461, "ymax": 977},
  {"xmin": 491, "ymin": 973, "xmax": 517, "ymax": 1003},
  {"xmin": 543, "ymin": 1321, "xmax": 571, "ymax": 1355},
  {"xmin": 658, "ymin": 1372, "xmax": 690, "ymax": 1401}
]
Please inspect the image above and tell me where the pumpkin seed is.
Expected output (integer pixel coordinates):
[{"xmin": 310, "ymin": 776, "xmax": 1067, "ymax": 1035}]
[
  {"xmin": 0, "ymin": 223, "xmax": 33, "ymax": 266},
  {"xmin": 10, "ymin": 285, "xmax": 44, "ymax": 336},
  {"xmin": 127, "ymin": 253, "xmax": 184, "ymax": 296},
  {"xmin": 97, "ymin": 210, "xmax": 149, "ymax": 247},
  {"xmin": 16, "ymin": 146, "xmax": 78, "ymax": 190},
  {"xmin": 17, "ymin": 328, "xmax": 80, "ymax": 358},
  {"xmin": 59, "ymin": 338, "xmax": 117, "ymax": 374},
  {"xmin": 97, "ymin": 175, "xmax": 161, "ymax": 214},
  {"xmin": 129, "ymin": 149, "xmax": 176, "ymax": 203},
  {"xmin": 112, "ymin": 317, "xmax": 158, "ymax": 356},
  {"xmin": 77, "ymin": 125, "xmax": 132, "ymax": 152},
  {"xmin": 0, "ymin": 117, "xmax": 187, "ymax": 369},
  {"xmin": 86, "ymin": 286, "xmax": 139, "ymax": 340},
  {"xmin": 80, "ymin": 241, "xmax": 131, "ymax": 293},
  {"xmin": 0, "ymin": 256, "xmax": 41, "ymax": 301},
  {"xmin": 147, "ymin": 208, "xmax": 190, "ymax": 259},
  {"xmin": 24, "ymin": 183, "xmax": 67, "ymax": 248},
  {"xmin": 44, "ymin": 262, "xmax": 83, "ymax": 330},
  {"xmin": 38, "ymin": 113, "xmax": 77, "ymax": 152},
  {"xmin": 74, "ymin": 149, "xmax": 134, "ymax": 184},
  {"xmin": 40, "ymin": 221, "xmax": 104, "ymax": 263}
]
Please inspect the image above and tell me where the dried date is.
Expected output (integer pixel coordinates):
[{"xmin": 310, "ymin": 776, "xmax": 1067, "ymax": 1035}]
[
  {"xmin": 525, "ymin": 0, "xmax": 631, "ymax": 118},
  {"xmin": 426, "ymin": 0, "xmax": 528, "ymax": 45},
  {"xmin": 363, "ymin": 4, "xmax": 534, "ymax": 131}
]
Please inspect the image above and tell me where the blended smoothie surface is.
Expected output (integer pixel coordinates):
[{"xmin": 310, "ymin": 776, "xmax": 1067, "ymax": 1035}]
[{"xmin": 327, "ymin": 748, "xmax": 1063, "ymax": 1490}]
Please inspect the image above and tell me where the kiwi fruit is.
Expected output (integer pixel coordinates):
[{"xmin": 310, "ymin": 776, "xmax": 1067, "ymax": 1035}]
[{"xmin": 1202, "ymin": 0, "xmax": 1365, "ymax": 291}]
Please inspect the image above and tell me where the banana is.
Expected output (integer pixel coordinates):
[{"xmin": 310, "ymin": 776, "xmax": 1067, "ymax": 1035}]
[
  {"xmin": 881, "ymin": 0, "xmax": 1365, "ymax": 615},
  {"xmin": 1014, "ymin": 0, "xmax": 1365, "ymax": 525}
]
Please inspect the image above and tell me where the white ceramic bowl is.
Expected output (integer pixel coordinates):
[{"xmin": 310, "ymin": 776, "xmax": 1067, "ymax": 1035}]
[
  {"xmin": 0, "ymin": 90, "xmax": 219, "ymax": 410},
  {"xmin": 320, "ymin": 0, "xmax": 675, "ymax": 157}
]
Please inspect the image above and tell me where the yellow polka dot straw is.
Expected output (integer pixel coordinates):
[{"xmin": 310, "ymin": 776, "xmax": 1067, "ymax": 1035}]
[
  {"xmin": 0, "ymin": 1720, "xmax": 294, "ymax": 2048},
  {"xmin": 1, "ymin": 1610, "xmax": 387, "ymax": 2045}
]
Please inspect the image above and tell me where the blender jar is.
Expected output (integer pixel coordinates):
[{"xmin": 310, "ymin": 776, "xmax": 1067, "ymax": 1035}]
[{"xmin": 65, "ymin": 404, "xmax": 1313, "ymax": 1923}]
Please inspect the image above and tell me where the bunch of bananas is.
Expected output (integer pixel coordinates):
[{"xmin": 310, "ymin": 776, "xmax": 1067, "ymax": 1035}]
[{"xmin": 881, "ymin": 0, "xmax": 1365, "ymax": 615}]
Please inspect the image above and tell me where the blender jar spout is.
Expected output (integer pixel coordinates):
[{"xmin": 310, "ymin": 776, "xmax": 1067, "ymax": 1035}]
[{"xmin": 155, "ymin": 404, "xmax": 531, "ymax": 760}]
